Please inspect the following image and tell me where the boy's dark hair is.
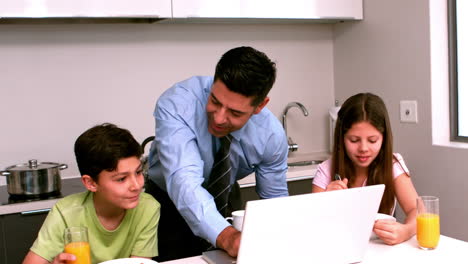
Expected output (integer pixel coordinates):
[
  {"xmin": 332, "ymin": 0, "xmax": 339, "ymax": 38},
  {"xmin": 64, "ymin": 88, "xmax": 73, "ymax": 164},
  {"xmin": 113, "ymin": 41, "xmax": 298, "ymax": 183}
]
[
  {"xmin": 74, "ymin": 123, "xmax": 142, "ymax": 181},
  {"xmin": 214, "ymin": 46, "xmax": 277, "ymax": 106}
]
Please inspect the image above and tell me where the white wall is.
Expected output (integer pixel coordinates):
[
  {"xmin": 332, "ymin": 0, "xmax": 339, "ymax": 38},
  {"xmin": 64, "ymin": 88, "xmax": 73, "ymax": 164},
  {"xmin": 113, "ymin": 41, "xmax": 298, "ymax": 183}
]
[
  {"xmin": 334, "ymin": 0, "xmax": 468, "ymax": 241},
  {"xmin": 0, "ymin": 23, "xmax": 335, "ymax": 182}
]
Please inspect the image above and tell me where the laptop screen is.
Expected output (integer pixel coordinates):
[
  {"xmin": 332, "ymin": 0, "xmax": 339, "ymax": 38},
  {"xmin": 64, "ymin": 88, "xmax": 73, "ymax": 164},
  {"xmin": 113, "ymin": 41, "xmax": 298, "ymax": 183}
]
[{"xmin": 236, "ymin": 184, "xmax": 385, "ymax": 264}]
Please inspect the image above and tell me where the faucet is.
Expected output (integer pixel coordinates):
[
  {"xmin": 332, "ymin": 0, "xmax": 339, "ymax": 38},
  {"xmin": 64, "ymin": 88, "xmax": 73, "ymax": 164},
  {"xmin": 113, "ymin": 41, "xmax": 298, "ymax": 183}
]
[{"xmin": 282, "ymin": 102, "xmax": 309, "ymax": 152}]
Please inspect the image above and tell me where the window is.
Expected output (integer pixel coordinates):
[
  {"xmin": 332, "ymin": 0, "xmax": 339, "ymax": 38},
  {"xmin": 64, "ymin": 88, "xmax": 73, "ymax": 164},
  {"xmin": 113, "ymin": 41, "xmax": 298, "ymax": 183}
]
[{"xmin": 449, "ymin": 0, "xmax": 468, "ymax": 141}]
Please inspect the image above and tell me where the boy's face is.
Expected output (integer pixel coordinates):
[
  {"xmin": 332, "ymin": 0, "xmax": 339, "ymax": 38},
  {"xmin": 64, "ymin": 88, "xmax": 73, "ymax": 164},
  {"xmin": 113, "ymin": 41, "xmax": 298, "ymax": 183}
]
[{"xmin": 88, "ymin": 156, "xmax": 144, "ymax": 210}]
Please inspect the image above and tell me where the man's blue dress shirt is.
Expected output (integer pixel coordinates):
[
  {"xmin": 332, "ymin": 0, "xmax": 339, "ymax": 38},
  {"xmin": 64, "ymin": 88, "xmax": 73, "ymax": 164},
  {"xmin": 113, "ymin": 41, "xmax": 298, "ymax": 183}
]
[{"xmin": 148, "ymin": 76, "xmax": 288, "ymax": 245}]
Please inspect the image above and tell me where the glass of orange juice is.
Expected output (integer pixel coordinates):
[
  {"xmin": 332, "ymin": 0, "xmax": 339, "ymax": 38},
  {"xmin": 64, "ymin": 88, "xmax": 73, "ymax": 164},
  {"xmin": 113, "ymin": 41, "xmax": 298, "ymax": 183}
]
[
  {"xmin": 64, "ymin": 226, "xmax": 92, "ymax": 264},
  {"xmin": 416, "ymin": 196, "xmax": 440, "ymax": 250}
]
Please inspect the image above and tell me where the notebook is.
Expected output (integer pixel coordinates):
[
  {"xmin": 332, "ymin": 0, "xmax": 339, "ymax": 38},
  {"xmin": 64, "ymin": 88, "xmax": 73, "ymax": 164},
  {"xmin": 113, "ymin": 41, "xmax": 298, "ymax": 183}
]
[{"xmin": 203, "ymin": 184, "xmax": 385, "ymax": 264}]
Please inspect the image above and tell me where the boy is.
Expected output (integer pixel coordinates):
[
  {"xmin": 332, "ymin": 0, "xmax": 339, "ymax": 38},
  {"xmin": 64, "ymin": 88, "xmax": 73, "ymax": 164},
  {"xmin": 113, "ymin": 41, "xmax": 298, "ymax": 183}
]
[{"xmin": 22, "ymin": 123, "xmax": 160, "ymax": 264}]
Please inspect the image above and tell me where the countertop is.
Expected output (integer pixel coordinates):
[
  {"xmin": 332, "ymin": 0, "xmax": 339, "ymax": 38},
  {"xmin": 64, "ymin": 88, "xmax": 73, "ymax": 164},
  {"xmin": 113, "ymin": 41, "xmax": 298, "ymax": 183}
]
[
  {"xmin": 238, "ymin": 161, "xmax": 317, "ymax": 188},
  {"xmin": 0, "ymin": 152, "xmax": 329, "ymax": 215},
  {"xmin": 0, "ymin": 177, "xmax": 85, "ymax": 215},
  {"xmin": 238, "ymin": 151, "xmax": 328, "ymax": 187}
]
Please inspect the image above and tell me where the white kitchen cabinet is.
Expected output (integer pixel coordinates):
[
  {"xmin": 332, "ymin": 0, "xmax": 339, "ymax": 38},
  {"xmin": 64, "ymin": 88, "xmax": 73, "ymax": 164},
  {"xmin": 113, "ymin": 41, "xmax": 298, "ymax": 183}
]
[
  {"xmin": 1, "ymin": 212, "xmax": 48, "ymax": 263},
  {"xmin": 241, "ymin": 0, "xmax": 362, "ymax": 19},
  {"xmin": 172, "ymin": 0, "xmax": 242, "ymax": 18},
  {"xmin": 172, "ymin": 0, "xmax": 362, "ymax": 20},
  {"xmin": 1, "ymin": 0, "xmax": 171, "ymax": 18}
]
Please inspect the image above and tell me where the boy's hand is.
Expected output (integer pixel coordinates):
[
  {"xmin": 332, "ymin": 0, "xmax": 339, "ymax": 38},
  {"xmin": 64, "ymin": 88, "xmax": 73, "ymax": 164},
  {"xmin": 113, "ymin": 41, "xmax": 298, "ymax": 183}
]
[
  {"xmin": 23, "ymin": 250, "xmax": 75, "ymax": 264},
  {"xmin": 51, "ymin": 253, "xmax": 76, "ymax": 264}
]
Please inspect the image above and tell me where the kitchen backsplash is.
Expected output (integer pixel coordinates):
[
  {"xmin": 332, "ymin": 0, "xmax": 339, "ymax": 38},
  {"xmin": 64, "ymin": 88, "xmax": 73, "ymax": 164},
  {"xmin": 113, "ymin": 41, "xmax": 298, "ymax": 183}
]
[{"xmin": 0, "ymin": 23, "xmax": 335, "ymax": 183}]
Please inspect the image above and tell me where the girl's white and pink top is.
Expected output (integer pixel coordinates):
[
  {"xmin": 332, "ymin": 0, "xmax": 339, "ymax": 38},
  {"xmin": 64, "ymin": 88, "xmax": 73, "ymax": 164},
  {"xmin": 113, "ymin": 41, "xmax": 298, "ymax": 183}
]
[{"xmin": 312, "ymin": 153, "xmax": 409, "ymax": 189}]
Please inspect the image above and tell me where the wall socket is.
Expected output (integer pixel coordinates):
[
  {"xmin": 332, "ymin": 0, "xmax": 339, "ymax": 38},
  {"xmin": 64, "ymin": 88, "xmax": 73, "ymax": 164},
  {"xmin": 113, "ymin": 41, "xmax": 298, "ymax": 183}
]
[{"xmin": 400, "ymin": 100, "xmax": 418, "ymax": 123}]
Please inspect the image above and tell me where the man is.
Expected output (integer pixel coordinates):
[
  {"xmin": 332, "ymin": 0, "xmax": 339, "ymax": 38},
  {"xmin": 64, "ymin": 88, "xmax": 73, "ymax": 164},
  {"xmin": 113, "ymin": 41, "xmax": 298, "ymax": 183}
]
[{"xmin": 146, "ymin": 46, "xmax": 289, "ymax": 261}]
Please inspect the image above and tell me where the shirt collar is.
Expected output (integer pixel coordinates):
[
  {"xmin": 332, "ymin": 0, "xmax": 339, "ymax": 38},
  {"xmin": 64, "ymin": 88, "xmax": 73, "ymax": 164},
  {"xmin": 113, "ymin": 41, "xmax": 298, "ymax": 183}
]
[{"xmin": 230, "ymin": 122, "xmax": 248, "ymax": 142}]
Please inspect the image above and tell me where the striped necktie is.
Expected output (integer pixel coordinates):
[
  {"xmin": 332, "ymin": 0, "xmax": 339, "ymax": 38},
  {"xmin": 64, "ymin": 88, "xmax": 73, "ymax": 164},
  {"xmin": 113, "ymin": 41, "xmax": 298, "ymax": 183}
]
[{"xmin": 205, "ymin": 135, "xmax": 233, "ymax": 217}]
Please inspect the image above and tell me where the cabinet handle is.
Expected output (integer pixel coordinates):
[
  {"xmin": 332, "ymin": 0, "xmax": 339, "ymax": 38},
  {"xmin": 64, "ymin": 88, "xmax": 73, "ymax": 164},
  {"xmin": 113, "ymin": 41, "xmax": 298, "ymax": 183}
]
[{"xmin": 21, "ymin": 208, "xmax": 51, "ymax": 215}]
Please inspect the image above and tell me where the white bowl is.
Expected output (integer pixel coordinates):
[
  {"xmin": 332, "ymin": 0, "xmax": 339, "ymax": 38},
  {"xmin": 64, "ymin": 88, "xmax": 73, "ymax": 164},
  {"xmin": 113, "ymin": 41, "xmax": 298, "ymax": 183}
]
[
  {"xmin": 370, "ymin": 213, "xmax": 396, "ymax": 240},
  {"xmin": 98, "ymin": 258, "xmax": 158, "ymax": 264}
]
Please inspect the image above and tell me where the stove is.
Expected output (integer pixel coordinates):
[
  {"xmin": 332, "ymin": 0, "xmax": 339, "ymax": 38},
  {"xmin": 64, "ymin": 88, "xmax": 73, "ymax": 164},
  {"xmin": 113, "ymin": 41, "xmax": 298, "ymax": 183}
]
[
  {"xmin": 7, "ymin": 191, "xmax": 62, "ymax": 204},
  {"xmin": 0, "ymin": 177, "xmax": 85, "ymax": 206}
]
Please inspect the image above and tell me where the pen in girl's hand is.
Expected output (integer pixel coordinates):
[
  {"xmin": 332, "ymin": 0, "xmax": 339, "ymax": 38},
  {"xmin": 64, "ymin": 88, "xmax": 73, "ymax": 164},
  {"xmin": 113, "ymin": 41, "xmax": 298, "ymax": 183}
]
[{"xmin": 334, "ymin": 174, "xmax": 341, "ymax": 181}]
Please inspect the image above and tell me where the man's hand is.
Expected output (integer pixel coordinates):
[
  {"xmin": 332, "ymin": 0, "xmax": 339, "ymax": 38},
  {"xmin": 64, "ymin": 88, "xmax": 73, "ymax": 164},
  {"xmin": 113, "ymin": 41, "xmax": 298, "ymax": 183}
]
[{"xmin": 216, "ymin": 226, "xmax": 241, "ymax": 257}]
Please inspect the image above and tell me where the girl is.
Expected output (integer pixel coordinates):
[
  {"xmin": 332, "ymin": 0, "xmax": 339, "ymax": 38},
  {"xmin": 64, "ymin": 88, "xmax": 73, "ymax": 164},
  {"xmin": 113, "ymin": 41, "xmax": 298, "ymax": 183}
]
[{"xmin": 312, "ymin": 93, "xmax": 418, "ymax": 245}]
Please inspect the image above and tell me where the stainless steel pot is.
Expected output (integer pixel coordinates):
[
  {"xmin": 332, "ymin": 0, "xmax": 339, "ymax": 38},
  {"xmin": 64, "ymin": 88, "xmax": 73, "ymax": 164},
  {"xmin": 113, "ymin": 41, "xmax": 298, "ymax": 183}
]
[{"xmin": 0, "ymin": 159, "xmax": 67, "ymax": 196}]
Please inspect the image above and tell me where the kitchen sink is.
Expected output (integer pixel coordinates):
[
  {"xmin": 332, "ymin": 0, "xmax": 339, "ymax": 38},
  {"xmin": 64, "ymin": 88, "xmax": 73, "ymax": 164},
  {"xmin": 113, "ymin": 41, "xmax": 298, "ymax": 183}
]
[{"xmin": 287, "ymin": 160, "xmax": 323, "ymax": 167}]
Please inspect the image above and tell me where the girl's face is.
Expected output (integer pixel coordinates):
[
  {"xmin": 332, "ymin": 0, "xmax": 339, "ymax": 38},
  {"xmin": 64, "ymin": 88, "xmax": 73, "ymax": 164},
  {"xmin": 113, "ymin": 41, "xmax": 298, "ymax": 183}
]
[{"xmin": 344, "ymin": 121, "xmax": 383, "ymax": 170}]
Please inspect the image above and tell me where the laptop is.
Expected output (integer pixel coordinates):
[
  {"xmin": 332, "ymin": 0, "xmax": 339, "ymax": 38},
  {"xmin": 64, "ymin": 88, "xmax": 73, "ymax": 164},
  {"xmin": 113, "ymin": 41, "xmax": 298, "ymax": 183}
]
[{"xmin": 203, "ymin": 184, "xmax": 385, "ymax": 264}]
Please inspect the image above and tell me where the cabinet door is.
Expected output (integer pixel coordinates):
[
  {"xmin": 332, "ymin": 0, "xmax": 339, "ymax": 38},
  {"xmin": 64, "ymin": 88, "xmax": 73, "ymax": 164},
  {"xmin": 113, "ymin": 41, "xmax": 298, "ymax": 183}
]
[
  {"xmin": 3, "ymin": 210, "xmax": 49, "ymax": 264},
  {"xmin": 2, "ymin": 0, "xmax": 172, "ymax": 18},
  {"xmin": 173, "ymin": 0, "xmax": 362, "ymax": 20},
  {"xmin": 173, "ymin": 0, "xmax": 241, "ymax": 18},
  {"xmin": 241, "ymin": 0, "xmax": 362, "ymax": 19},
  {"xmin": 0, "ymin": 216, "xmax": 5, "ymax": 264},
  {"xmin": 287, "ymin": 178, "xmax": 313, "ymax": 195}
]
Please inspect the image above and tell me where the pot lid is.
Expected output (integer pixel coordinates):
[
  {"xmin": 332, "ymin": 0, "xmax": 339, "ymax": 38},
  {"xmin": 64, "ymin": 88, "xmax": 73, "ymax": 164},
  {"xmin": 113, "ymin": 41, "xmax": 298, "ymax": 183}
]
[{"xmin": 5, "ymin": 159, "xmax": 62, "ymax": 171}]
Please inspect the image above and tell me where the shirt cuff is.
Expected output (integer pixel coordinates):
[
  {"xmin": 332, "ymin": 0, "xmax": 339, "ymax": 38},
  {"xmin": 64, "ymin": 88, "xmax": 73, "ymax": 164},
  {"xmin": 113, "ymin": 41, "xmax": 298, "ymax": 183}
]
[{"xmin": 199, "ymin": 208, "xmax": 231, "ymax": 246}]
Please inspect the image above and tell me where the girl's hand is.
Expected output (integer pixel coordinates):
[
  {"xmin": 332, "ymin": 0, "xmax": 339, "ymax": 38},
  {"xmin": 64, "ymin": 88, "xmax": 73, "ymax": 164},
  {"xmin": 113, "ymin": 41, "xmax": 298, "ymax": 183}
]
[
  {"xmin": 51, "ymin": 253, "xmax": 76, "ymax": 264},
  {"xmin": 373, "ymin": 220, "xmax": 412, "ymax": 245},
  {"xmin": 325, "ymin": 178, "xmax": 348, "ymax": 191}
]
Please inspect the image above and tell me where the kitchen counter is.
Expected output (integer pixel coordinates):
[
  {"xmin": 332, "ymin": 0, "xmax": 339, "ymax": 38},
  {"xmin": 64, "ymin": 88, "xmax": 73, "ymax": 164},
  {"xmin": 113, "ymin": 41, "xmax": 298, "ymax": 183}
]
[
  {"xmin": 238, "ymin": 151, "xmax": 328, "ymax": 188},
  {"xmin": 0, "ymin": 177, "xmax": 85, "ymax": 215},
  {"xmin": 0, "ymin": 152, "xmax": 329, "ymax": 215},
  {"xmin": 238, "ymin": 164, "xmax": 317, "ymax": 188}
]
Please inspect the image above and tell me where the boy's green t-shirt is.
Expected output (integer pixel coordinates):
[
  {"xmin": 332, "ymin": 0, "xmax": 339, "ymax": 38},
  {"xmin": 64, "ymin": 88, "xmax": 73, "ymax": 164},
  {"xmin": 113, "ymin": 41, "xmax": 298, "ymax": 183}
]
[{"xmin": 30, "ymin": 191, "xmax": 160, "ymax": 264}]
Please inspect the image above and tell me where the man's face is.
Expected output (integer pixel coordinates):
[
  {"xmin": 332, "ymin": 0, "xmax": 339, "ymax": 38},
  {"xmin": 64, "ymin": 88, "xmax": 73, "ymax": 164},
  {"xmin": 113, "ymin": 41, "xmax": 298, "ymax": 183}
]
[{"xmin": 206, "ymin": 80, "xmax": 268, "ymax": 138}]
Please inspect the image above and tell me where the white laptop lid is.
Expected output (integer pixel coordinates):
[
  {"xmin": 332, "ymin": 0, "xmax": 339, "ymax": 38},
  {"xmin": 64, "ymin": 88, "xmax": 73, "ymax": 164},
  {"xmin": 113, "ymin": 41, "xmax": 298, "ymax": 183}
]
[{"xmin": 236, "ymin": 184, "xmax": 385, "ymax": 264}]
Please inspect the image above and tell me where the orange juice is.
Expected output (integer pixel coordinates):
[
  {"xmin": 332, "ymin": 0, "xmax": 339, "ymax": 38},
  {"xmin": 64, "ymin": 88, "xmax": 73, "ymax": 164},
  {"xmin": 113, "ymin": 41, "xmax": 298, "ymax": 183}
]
[
  {"xmin": 417, "ymin": 213, "xmax": 440, "ymax": 249},
  {"xmin": 64, "ymin": 241, "xmax": 91, "ymax": 264}
]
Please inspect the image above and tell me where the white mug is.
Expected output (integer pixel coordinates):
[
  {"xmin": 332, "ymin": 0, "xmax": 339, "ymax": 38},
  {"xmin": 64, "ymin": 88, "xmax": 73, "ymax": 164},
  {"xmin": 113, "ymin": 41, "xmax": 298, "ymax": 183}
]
[{"xmin": 225, "ymin": 210, "xmax": 245, "ymax": 231}]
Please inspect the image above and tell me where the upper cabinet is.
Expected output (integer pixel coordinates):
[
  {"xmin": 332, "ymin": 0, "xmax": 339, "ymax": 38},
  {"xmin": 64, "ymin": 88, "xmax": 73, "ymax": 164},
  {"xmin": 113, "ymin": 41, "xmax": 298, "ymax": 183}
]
[
  {"xmin": 172, "ymin": 0, "xmax": 362, "ymax": 20},
  {"xmin": 1, "ymin": 0, "xmax": 361, "ymax": 23},
  {"xmin": 172, "ymin": 0, "xmax": 241, "ymax": 18},
  {"xmin": 1, "ymin": 0, "xmax": 172, "ymax": 18}
]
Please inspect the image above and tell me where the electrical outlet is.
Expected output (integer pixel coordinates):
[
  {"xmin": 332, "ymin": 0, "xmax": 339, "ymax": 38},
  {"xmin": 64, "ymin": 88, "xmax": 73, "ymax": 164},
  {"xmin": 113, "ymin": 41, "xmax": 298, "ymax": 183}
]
[{"xmin": 400, "ymin": 100, "xmax": 418, "ymax": 123}]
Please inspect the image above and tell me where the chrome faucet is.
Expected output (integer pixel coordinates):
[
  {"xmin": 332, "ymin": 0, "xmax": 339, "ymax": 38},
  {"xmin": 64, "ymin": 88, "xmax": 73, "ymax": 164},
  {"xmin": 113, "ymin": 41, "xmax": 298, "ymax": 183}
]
[{"xmin": 282, "ymin": 102, "xmax": 309, "ymax": 152}]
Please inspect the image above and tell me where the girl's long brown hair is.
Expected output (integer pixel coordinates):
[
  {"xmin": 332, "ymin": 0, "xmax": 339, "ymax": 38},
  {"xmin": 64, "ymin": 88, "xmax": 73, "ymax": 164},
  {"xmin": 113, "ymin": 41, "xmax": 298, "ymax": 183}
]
[{"xmin": 331, "ymin": 93, "xmax": 395, "ymax": 214}]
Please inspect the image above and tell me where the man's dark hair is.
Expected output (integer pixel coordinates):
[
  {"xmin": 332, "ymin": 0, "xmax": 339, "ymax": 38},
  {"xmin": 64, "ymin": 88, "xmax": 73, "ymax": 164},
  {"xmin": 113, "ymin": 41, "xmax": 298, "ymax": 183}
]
[
  {"xmin": 74, "ymin": 123, "xmax": 142, "ymax": 181},
  {"xmin": 214, "ymin": 46, "xmax": 277, "ymax": 106}
]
